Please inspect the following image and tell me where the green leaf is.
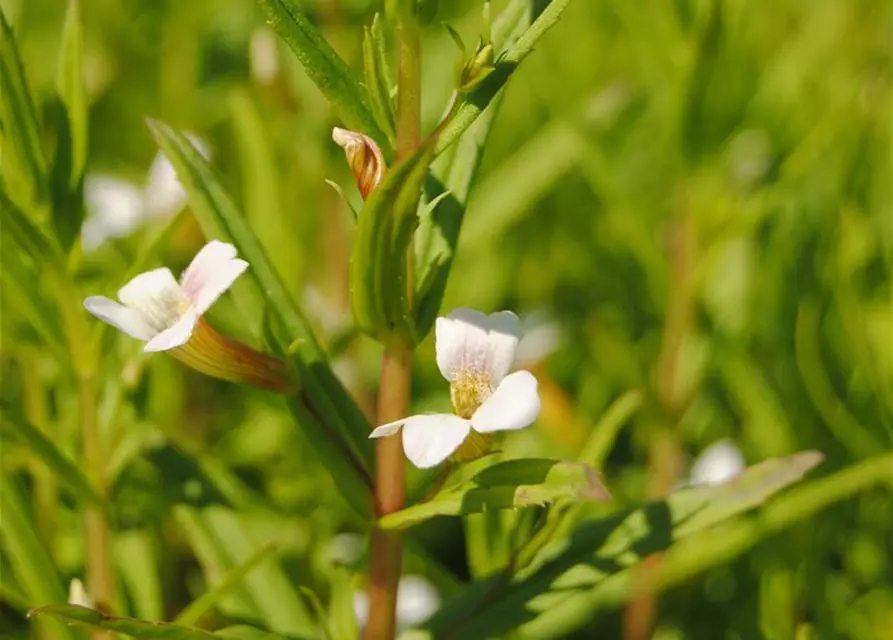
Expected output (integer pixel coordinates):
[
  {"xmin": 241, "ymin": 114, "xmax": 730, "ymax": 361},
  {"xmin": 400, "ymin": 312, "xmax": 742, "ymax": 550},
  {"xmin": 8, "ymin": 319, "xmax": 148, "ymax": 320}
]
[
  {"xmin": 363, "ymin": 15, "xmax": 396, "ymax": 146},
  {"xmin": 350, "ymin": 139, "xmax": 436, "ymax": 343},
  {"xmin": 146, "ymin": 120, "xmax": 373, "ymax": 519},
  {"xmin": 174, "ymin": 541, "xmax": 279, "ymax": 627},
  {"xmin": 50, "ymin": 100, "xmax": 85, "ymax": 250},
  {"xmin": 29, "ymin": 605, "xmax": 219, "ymax": 639},
  {"xmin": 379, "ymin": 459, "xmax": 611, "ymax": 531},
  {"xmin": 418, "ymin": 451, "xmax": 824, "ymax": 639},
  {"xmin": 115, "ymin": 530, "xmax": 164, "ymax": 622},
  {"xmin": 258, "ymin": 0, "xmax": 387, "ymax": 149},
  {"xmin": 56, "ymin": 0, "xmax": 87, "ymax": 186},
  {"xmin": 0, "ymin": 184, "xmax": 62, "ymax": 266},
  {"xmin": 0, "ymin": 7, "xmax": 46, "ymax": 207},
  {"xmin": 435, "ymin": 0, "xmax": 573, "ymax": 156},
  {"xmin": 0, "ymin": 400, "xmax": 104, "ymax": 507}
]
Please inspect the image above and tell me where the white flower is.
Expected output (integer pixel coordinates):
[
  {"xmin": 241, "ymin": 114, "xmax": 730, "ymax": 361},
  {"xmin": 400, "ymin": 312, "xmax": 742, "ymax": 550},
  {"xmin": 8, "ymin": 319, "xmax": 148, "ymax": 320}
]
[
  {"xmin": 353, "ymin": 574, "xmax": 439, "ymax": 632},
  {"xmin": 83, "ymin": 240, "xmax": 247, "ymax": 352},
  {"xmin": 689, "ymin": 439, "xmax": 746, "ymax": 487},
  {"xmin": 81, "ymin": 174, "xmax": 145, "ymax": 251},
  {"xmin": 144, "ymin": 135, "xmax": 210, "ymax": 220},
  {"xmin": 68, "ymin": 578, "xmax": 94, "ymax": 608},
  {"xmin": 370, "ymin": 309, "xmax": 541, "ymax": 469}
]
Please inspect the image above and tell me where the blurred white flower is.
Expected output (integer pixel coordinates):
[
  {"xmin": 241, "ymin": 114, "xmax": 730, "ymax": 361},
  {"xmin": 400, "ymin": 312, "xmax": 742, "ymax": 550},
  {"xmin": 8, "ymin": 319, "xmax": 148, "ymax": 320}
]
[
  {"xmin": 81, "ymin": 175, "xmax": 144, "ymax": 251},
  {"xmin": 81, "ymin": 135, "xmax": 210, "ymax": 252},
  {"xmin": 250, "ymin": 26, "xmax": 280, "ymax": 84},
  {"xmin": 68, "ymin": 578, "xmax": 94, "ymax": 608},
  {"xmin": 370, "ymin": 309, "xmax": 541, "ymax": 469},
  {"xmin": 326, "ymin": 532, "xmax": 365, "ymax": 566},
  {"xmin": 144, "ymin": 135, "xmax": 210, "ymax": 220},
  {"xmin": 514, "ymin": 310, "xmax": 561, "ymax": 368},
  {"xmin": 353, "ymin": 574, "xmax": 440, "ymax": 632},
  {"xmin": 689, "ymin": 439, "xmax": 746, "ymax": 487},
  {"xmin": 84, "ymin": 240, "xmax": 247, "ymax": 352}
]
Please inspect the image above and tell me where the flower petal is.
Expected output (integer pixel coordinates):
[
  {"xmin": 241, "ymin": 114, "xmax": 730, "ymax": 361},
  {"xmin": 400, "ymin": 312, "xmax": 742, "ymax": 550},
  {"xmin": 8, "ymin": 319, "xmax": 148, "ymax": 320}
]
[
  {"xmin": 180, "ymin": 240, "xmax": 248, "ymax": 315},
  {"xmin": 143, "ymin": 309, "xmax": 197, "ymax": 352},
  {"xmin": 401, "ymin": 414, "xmax": 471, "ymax": 469},
  {"xmin": 369, "ymin": 420, "xmax": 405, "ymax": 439},
  {"xmin": 83, "ymin": 296, "xmax": 156, "ymax": 340},
  {"xmin": 435, "ymin": 308, "xmax": 522, "ymax": 385},
  {"xmin": 117, "ymin": 267, "xmax": 188, "ymax": 331},
  {"xmin": 470, "ymin": 370, "xmax": 540, "ymax": 433}
]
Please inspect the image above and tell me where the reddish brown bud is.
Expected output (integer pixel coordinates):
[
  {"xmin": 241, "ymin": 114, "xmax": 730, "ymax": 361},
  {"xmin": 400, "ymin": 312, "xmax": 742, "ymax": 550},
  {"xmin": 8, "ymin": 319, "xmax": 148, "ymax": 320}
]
[{"xmin": 332, "ymin": 127, "xmax": 386, "ymax": 200}]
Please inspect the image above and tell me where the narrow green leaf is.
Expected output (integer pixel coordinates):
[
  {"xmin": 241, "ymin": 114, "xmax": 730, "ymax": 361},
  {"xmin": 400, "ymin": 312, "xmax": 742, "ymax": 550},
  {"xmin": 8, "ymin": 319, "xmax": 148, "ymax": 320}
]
[
  {"xmin": 0, "ymin": 400, "xmax": 104, "ymax": 507},
  {"xmin": 379, "ymin": 459, "xmax": 610, "ymax": 531},
  {"xmin": 419, "ymin": 451, "xmax": 824, "ymax": 639},
  {"xmin": 146, "ymin": 120, "xmax": 373, "ymax": 518},
  {"xmin": 56, "ymin": 0, "xmax": 87, "ymax": 185},
  {"xmin": 200, "ymin": 508, "xmax": 314, "ymax": 636},
  {"xmin": 29, "ymin": 605, "xmax": 218, "ymax": 640},
  {"xmin": 435, "ymin": 0, "xmax": 573, "ymax": 156},
  {"xmin": 363, "ymin": 15, "xmax": 396, "ymax": 146},
  {"xmin": 50, "ymin": 100, "xmax": 85, "ymax": 250},
  {"xmin": 0, "ymin": 8, "xmax": 46, "ymax": 207},
  {"xmin": 0, "ymin": 185, "xmax": 62, "ymax": 266},
  {"xmin": 517, "ymin": 452, "xmax": 893, "ymax": 638},
  {"xmin": 258, "ymin": 0, "xmax": 387, "ymax": 148},
  {"xmin": 174, "ymin": 542, "xmax": 278, "ymax": 627},
  {"xmin": 350, "ymin": 139, "xmax": 436, "ymax": 343},
  {"xmin": 115, "ymin": 530, "xmax": 164, "ymax": 622}
]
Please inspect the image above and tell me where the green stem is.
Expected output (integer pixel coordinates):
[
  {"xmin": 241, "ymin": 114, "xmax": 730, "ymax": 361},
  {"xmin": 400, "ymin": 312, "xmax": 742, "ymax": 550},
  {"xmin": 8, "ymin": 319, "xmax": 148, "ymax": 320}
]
[
  {"xmin": 56, "ymin": 278, "xmax": 117, "ymax": 621},
  {"xmin": 364, "ymin": 9, "xmax": 421, "ymax": 639}
]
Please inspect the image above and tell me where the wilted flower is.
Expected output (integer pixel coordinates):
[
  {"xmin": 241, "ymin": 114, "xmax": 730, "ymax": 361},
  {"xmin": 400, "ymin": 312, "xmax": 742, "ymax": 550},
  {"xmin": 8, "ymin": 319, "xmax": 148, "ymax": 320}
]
[
  {"xmin": 332, "ymin": 127, "xmax": 385, "ymax": 200},
  {"xmin": 84, "ymin": 240, "xmax": 292, "ymax": 392},
  {"xmin": 370, "ymin": 309, "xmax": 541, "ymax": 468}
]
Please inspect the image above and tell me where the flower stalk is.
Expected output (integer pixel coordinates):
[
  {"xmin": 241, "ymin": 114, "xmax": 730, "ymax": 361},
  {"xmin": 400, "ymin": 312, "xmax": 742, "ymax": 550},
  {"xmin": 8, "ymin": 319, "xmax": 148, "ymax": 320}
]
[{"xmin": 364, "ymin": 6, "xmax": 421, "ymax": 638}]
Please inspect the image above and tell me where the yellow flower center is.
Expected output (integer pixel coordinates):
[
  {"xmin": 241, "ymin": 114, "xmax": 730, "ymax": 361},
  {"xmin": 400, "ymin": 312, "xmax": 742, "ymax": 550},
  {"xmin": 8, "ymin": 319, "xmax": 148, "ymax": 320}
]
[{"xmin": 449, "ymin": 370, "xmax": 495, "ymax": 462}]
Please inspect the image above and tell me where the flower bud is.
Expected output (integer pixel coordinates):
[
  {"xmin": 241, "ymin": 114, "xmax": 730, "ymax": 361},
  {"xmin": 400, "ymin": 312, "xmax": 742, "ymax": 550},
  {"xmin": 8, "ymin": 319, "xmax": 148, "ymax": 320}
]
[
  {"xmin": 332, "ymin": 127, "xmax": 386, "ymax": 200},
  {"xmin": 458, "ymin": 42, "xmax": 496, "ymax": 94}
]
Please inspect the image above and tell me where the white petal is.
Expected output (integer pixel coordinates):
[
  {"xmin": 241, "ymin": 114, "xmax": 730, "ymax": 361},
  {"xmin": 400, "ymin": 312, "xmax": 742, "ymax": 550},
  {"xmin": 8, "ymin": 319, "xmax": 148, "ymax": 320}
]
[
  {"xmin": 143, "ymin": 309, "xmax": 197, "ymax": 352},
  {"xmin": 83, "ymin": 296, "xmax": 156, "ymax": 341},
  {"xmin": 401, "ymin": 414, "xmax": 471, "ymax": 469},
  {"xmin": 690, "ymin": 440, "xmax": 746, "ymax": 487},
  {"xmin": 369, "ymin": 420, "xmax": 405, "ymax": 439},
  {"xmin": 180, "ymin": 245, "xmax": 248, "ymax": 316},
  {"xmin": 470, "ymin": 370, "xmax": 540, "ymax": 433},
  {"xmin": 435, "ymin": 308, "xmax": 522, "ymax": 385},
  {"xmin": 117, "ymin": 267, "xmax": 188, "ymax": 331}
]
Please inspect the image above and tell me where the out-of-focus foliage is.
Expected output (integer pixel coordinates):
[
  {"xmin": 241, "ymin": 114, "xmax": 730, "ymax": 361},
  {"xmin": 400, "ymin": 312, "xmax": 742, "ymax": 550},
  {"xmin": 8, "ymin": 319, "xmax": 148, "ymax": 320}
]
[{"xmin": 1, "ymin": 0, "xmax": 891, "ymax": 638}]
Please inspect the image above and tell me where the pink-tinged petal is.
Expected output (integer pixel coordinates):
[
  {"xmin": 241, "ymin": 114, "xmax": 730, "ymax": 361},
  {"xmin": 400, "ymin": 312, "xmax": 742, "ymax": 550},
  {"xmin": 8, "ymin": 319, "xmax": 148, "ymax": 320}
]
[
  {"xmin": 83, "ymin": 296, "xmax": 156, "ymax": 340},
  {"xmin": 143, "ymin": 309, "xmax": 197, "ymax": 352},
  {"xmin": 401, "ymin": 414, "xmax": 471, "ymax": 469},
  {"xmin": 180, "ymin": 240, "xmax": 237, "ymax": 299},
  {"xmin": 117, "ymin": 267, "xmax": 187, "ymax": 331},
  {"xmin": 470, "ymin": 370, "xmax": 540, "ymax": 433},
  {"xmin": 191, "ymin": 258, "xmax": 249, "ymax": 316},
  {"xmin": 369, "ymin": 420, "xmax": 405, "ymax": 439},
  {"xmin": 435, "ymin": 308, "xmax": 522, "ymax": 385}
]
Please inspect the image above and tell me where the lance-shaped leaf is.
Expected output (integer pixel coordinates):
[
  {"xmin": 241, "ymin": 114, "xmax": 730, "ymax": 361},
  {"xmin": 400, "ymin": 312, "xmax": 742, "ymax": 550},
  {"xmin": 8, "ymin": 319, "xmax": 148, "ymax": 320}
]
[
  {"xmin": 417, "ymin": 451, "xmax": 824, "ymax": 639},
  {"xmin": 0, "ymin": 185, "xmax": 63, "ymax": 267},
  {"xmin": 0, "ymin": 8, "xmax": 46, "ymax": 208},
  {"xmin": 50, "ymin": 0, "xmax": 87, "ymax": 249},
  {"xmin": 29, "ymin": 606, "xmax": 313, "ymax": 640},
  {"xmin": 363, "ymin": 14, "xmax": 395, "ymax": 146},
  {"xmin": 56, "ymin": 0, "xmax": 86, "ymax": 185},
  {"xmin": 258, "ymin": 0, "xmax": 387, "ymax": 149},
  {"xmin": 435, "ymin": 0, "xmax": 573, "ymax": 156},
  {"xmin": 379, "ymin": 459, "xmax": 610, "ymax": 531},
  {"xmin": 0, "ymin": 401, "xmax": 104, "ymax": 507},
  {"xmin": 146, "ymin": 120, "xmax": 373, "ymax": 519},
  {"xmin": 350, "ymin": 139, "xmax": 436, "ymax": 344}
]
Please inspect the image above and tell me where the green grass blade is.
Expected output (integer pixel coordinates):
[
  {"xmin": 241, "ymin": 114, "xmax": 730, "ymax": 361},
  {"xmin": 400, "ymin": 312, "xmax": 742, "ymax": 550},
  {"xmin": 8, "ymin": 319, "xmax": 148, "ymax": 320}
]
[
  {"xmin": 0, "ymin": 400, "xmax": 104, "ymax": 507},
  {"xmin": 56, "ymin": 0, "xmax": 87, "ymax": 186},
  {"xmin": 257, "ymin": 0, "xmax": 386, "ymax": 147}
]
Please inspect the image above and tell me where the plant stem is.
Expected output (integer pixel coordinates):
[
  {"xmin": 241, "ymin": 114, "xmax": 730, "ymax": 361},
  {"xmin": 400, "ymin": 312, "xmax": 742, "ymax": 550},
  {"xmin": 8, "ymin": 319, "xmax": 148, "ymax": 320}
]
[
  {"xmin": 56, "ymin": 278, "xmax": 117, "ymax": 624},
  {"xmin": 623, "ymin": 211, "xmax": 693, "ymax": 640},
  {"xmin": 364, "ymin": 10, "xmax": 420, "ymax": 639}
]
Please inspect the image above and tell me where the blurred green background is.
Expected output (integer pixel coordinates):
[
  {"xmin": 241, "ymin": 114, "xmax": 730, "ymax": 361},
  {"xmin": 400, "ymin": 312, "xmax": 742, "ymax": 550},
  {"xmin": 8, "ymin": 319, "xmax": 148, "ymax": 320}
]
[{"xmin": 1, "ymin": 0, "xmax": 891, "ymax": 638}]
